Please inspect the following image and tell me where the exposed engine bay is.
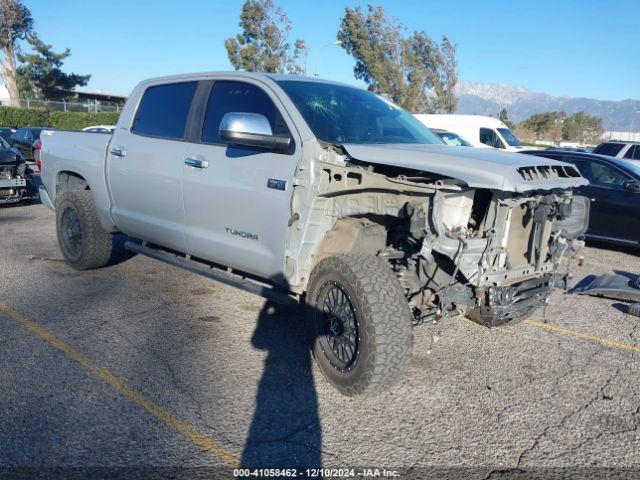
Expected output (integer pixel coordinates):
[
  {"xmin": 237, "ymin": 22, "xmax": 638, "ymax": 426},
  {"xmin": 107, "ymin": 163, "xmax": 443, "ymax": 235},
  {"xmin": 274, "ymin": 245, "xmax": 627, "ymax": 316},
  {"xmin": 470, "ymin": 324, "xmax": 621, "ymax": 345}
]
[
  {"xmin": 0, "ymin": 149, "xmax": 34, "ymax": 205},
  {"xmin": 292, "ymin": 143, "xmax": 590, "ymax": 328},
  {"xmin": 385, "ymin": 188, "xmax": 589, "ymax": 327}
]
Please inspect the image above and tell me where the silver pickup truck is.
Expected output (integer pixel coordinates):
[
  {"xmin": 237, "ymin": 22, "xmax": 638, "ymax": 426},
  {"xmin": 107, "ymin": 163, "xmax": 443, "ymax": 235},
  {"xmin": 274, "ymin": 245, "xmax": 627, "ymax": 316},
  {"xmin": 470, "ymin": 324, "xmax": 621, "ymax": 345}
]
[{"xmin": 40, "ymin": 72, "xmax": 589, "ymax": 395}]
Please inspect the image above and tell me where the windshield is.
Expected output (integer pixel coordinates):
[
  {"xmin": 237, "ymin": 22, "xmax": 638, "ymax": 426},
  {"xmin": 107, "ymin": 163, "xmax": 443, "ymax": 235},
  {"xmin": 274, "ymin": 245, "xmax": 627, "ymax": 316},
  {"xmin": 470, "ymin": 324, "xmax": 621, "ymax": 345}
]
[
  {"xmin": 438, "ymin": 132, "xmax": 471, "ymax": 147},
  {"xmin": 277, "ymin": 80, "xmax": 442, "ymax": 145},
  {"xmin": 0, "ymin": 137, "xmax": 10, "ymax": 149},
  {"xmin": 619, "ymin": 159, "xmax": 640, "ymax": 177},
  {"xmin": 497, "ymin": 128, "xmax": 522, "ymax": 147}
]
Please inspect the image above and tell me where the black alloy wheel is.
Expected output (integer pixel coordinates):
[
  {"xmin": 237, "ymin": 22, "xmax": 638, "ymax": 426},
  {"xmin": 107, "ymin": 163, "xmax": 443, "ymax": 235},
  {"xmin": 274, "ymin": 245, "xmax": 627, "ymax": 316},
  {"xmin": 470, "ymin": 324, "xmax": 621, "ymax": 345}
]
[{"xmin": 316, "ymin": 281, "xmax": 359, "ymax": 372}]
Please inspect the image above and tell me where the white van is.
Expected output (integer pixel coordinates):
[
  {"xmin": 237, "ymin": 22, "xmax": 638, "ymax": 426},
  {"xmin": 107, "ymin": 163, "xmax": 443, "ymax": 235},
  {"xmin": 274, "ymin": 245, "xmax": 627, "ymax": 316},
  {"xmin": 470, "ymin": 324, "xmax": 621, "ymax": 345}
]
[{"xmin": 415, "ymin": 114, "xmax": 528, "ymax": 152}]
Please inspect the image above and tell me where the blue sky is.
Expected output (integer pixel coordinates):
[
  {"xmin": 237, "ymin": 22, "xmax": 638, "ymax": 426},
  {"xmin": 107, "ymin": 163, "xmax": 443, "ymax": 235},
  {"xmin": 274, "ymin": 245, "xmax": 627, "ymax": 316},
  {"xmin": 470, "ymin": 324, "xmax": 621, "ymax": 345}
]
[{"xmin": 23, "ymin": 0, "xmax": 640, "ymax": 101}]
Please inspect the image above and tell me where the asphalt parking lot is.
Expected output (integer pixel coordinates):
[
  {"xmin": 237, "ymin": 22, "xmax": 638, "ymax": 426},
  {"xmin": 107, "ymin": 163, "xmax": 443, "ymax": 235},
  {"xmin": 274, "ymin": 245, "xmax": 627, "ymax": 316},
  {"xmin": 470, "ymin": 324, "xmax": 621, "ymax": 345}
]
[{"xmin": 1, "ymin": 190, "xmax": 639, "ymax": 478}]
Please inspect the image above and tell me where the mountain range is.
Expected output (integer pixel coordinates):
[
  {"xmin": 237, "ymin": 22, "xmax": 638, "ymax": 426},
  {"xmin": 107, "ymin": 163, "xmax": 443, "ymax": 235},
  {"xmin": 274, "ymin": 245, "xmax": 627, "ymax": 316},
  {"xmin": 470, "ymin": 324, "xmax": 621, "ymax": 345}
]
[{"xmin": 455, "ymin": 81, "xmax": 640, "ymax": 132}]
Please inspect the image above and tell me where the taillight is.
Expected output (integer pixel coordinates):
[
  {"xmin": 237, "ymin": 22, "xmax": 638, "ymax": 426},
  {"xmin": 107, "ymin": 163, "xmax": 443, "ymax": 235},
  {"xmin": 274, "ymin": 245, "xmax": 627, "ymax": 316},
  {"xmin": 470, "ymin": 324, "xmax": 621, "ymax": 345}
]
[{"xmin": 35, "ymin": 138, "xmax": 42, "ymax": 171}]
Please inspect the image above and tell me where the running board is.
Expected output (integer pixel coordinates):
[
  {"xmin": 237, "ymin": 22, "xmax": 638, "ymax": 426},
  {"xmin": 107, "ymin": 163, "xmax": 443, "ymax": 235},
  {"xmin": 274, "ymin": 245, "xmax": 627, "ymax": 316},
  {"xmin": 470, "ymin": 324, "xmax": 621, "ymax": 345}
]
[{"xmin": 124, "ymin": 241, "xmax": 298, "ymax": 305}]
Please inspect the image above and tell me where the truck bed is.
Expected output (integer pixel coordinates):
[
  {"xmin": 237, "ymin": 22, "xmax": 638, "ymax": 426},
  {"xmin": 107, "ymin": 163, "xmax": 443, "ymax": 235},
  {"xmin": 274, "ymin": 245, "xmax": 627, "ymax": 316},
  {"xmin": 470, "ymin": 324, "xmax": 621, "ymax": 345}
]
[{"xmin": 39, "ymin": 130, "xmax": 115, "ymax": 231}]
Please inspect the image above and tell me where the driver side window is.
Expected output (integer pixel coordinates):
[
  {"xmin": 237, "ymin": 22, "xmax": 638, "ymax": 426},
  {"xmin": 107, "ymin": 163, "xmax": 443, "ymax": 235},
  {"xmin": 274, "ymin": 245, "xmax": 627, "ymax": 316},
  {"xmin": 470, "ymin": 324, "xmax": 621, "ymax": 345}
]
[
  {"xmin": 590, "ymin": 163, "xmax": 630, "ymax": 187},
  {"xmin": 577, "ymin": 159, "xmax": 631, "ymax": 188},
  {"xmin": 479, "ymin": 128, "xmax": 504, "ymax": 149},
  {"xmin": 201, "ymin": 81, "xmax": 290, "ymax": 145}
]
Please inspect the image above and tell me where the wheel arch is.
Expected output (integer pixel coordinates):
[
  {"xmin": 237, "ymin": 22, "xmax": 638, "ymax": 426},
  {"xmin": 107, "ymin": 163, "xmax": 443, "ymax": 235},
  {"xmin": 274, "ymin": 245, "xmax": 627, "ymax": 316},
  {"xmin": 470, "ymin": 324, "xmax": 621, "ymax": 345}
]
[
  {"xmin": 54, "ymin": 170, "xmax": 118, "ymax": 233},
  {"xmin": 303, "ymin": 216, "xmax": 390, "ymax": 291},
  {"xmin": 56, "ymin": 171, "xmax": 90, "ymax": 197}
]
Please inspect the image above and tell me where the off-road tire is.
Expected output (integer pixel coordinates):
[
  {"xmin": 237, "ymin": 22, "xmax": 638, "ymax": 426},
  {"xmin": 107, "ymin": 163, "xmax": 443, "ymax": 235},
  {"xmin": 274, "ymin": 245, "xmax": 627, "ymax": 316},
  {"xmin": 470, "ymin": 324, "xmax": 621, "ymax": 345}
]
[
  {"xmin": 306, "ymin": 253, "xmax": 413, "ymax": 396},
  {"xmin": 56, "ymin": 190, "xmax": 112, "ymax": 270}
]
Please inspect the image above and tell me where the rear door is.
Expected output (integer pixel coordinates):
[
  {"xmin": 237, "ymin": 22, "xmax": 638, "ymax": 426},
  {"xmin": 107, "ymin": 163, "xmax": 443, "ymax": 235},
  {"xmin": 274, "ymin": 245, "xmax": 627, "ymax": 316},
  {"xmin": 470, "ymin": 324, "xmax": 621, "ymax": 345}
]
[
  {"xmin": 181, "ymin": 79, "xmax": 300, "ymax": 281},
  {"xmin": 106, "ymin": 81, "xmax": 198, "ymax": 252}
]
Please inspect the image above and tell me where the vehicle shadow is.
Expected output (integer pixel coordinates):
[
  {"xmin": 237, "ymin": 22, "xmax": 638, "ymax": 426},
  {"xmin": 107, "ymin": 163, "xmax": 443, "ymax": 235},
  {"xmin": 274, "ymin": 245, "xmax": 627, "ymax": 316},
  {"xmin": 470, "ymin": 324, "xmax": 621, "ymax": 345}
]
[
  {"xmin": 612, "ymin": 302, "xmax": 636, "ymax": 315},
  {"xmin": 27, "ymin": 170, "xmax": 42, "ymax": 205},
  {"xmin": 107, "ymin": 234, "xmax": 138, "ymax": 267},
  {"xmin": 240, "ymin": 300, "xmax": 322, "ymax": 469}
]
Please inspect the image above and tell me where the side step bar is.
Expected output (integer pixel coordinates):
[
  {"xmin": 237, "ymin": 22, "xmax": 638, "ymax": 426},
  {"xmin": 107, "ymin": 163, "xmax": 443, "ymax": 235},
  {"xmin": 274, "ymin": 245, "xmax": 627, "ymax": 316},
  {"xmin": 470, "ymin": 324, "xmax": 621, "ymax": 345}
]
[{"xmin": 124, "ymin": 241, "xmax": 299, "ymax": 305}]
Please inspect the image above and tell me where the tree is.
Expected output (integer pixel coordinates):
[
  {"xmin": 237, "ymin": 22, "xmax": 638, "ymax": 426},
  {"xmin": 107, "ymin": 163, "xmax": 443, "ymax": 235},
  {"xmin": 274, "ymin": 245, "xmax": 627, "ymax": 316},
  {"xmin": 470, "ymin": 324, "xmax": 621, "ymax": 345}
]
[
  {"xmin": 561, "ymin": 111, "xmax": 603, "ymax": 142},
  {"xmin": 519, "ymin": 111, "xmax": 565, "ymax": 140},
  {"xmin": 427, "ymin": 36, "xmax": 457, "ymax": 113},
  {"xmin": 517, "ymin": 111, "xmax": 603, "ymax": 143},
  {"xmin": 16, "ymin": 34, "xmax": 90, "ymax": 100},
  {"xmin": 225, "ymin": 0, "xmax": 307, "ymax": 74},
  {"xmin": 498, "ymin": 108, "xmax": 515, "ymax": 130},
  {"xmin": 337, "ymin": 5, "xmax": 458, "ymax": 113},
  {"xmin": 0, "ymin": 0, "xmax": 33, "ymax": 106}
]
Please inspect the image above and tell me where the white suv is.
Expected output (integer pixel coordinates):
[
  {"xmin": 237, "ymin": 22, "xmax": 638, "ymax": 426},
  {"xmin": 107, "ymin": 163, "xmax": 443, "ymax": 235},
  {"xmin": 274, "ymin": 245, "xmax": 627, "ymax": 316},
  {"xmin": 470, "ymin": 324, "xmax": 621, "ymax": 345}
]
[{"xmin": 593, "ymin": 140, "xmax": 640, "ymax": 161}]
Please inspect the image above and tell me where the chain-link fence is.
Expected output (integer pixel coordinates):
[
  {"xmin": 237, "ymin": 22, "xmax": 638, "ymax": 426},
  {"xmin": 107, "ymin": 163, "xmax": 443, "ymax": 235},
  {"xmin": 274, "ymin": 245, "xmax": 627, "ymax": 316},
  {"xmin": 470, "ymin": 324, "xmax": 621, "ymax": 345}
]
[{"xmin": 19, "ymin": 98, "xmax": 122, "ymax": 113}]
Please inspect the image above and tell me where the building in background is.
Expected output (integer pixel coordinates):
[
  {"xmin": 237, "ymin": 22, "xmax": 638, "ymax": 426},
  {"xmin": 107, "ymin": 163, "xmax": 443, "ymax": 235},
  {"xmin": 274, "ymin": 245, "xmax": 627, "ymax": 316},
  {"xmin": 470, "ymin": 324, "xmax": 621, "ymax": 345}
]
[
  {"xmin": 0, "ymin": 85, "xmax": 127, "ymax": 113},
  {"xmin": 602, "ymin": 131, "xmax": 640, "ymax": 142},
  {"xmin": 0, "ymin": 85, "xmax": 10, "ymax": 105}
]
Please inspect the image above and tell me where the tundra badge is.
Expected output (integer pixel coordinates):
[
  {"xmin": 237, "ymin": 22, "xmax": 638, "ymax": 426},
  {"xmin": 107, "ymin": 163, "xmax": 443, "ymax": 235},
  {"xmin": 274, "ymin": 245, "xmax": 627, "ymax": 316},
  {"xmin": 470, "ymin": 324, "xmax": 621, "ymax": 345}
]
[{"xmin": 225, "ymin": 228, "xmax": 259, "ymax": 241}]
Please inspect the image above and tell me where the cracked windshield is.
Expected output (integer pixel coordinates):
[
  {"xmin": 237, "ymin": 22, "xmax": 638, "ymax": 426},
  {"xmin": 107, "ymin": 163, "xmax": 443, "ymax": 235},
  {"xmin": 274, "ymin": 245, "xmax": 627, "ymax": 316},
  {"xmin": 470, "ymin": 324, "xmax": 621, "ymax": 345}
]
[{"xmin": 278, "ymin": 80, "xmax": 442, "ymax": 145}]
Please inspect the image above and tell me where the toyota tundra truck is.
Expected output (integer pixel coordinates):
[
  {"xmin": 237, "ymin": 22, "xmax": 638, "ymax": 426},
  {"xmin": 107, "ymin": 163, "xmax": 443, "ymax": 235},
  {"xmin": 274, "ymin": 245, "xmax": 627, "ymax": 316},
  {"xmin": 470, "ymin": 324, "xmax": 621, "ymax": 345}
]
[{"xmin": 39, "ymin": 72, "xmax": 589, "ymax": 395}]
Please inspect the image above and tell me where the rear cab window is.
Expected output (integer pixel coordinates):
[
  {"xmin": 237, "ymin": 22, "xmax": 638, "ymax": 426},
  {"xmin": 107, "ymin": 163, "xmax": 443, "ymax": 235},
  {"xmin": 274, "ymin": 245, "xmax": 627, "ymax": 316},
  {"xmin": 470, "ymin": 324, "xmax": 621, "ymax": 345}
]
[{"xmin": 132, "ymin": 81, "xmax": 198, "ymax": 139}]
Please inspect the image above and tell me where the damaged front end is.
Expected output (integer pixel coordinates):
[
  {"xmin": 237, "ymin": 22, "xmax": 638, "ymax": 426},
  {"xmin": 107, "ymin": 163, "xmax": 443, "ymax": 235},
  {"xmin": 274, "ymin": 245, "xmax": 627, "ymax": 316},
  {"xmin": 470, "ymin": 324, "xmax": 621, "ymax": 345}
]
[
  {"xmin": 292, "ymin": 142, "xmax": 589, "ymax": 328},
  {"xmin": 393, "ymin": 188, "xmax": 589, "ymax": 327},
  {"xmin": 0, "ymin": 149, "xmax": 33, "ymax": 205}
]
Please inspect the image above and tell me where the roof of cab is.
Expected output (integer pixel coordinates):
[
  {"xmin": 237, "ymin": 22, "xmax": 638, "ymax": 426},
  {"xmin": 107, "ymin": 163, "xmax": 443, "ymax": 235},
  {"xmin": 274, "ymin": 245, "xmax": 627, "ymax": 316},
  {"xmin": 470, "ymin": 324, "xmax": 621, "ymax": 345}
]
[{"xmin": 136, "ymin": 71, "xmax": 355, "ymax": 89}]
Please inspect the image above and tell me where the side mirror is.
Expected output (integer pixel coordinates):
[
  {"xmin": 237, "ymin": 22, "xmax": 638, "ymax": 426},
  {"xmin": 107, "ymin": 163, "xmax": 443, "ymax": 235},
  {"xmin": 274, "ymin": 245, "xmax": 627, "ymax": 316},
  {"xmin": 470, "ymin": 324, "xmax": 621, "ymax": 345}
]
[
  {"xmin": 623, "ymin": 180, "xmax": 640, "ymax": 192},
  {"xmin": 219, "ymin": 112, "xmax": 291, "ymax": 152}
]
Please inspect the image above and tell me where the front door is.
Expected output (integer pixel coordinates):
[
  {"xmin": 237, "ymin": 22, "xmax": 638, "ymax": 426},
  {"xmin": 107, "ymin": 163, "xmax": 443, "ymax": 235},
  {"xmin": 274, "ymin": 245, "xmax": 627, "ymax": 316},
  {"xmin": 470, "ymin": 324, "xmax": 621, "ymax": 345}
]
[
  {"xmin": 479, "ymin": 127, "xmax": 505, "ymax": 149},
  {"xmin": 571, "ymin": 157, "xmax": 640, "ymax": 242},
  {"xmin": 182, "ymin": 79, "xmax": 300, "ymax": 281},
  {"xmin": 106, "ymin": 81, "xmax": 198, "ymax": 252}
]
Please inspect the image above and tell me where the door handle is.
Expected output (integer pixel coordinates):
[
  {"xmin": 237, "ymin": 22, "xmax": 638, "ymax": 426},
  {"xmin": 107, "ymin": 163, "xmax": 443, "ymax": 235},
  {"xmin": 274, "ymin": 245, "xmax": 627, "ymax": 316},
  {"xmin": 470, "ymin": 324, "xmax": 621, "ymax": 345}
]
[
  {"xmin": 110, "ymin": 146, "xmax": 127, "ymax": 157},
  {"xmin": 184, "ymin": 156, "xmax": 208, "ymax": 169}
]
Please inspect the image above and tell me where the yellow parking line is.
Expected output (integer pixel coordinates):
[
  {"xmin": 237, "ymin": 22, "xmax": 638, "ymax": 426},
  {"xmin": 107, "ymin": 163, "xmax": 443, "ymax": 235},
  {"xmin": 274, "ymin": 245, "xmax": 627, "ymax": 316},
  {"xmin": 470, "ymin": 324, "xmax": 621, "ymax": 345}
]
[
  {"xmin": 524, "ymin": 319, "xmax": 640, "ymax": 353},
  {"xmin": 0, "ymin": 301, "xmax": 240, "ymax": 469}
]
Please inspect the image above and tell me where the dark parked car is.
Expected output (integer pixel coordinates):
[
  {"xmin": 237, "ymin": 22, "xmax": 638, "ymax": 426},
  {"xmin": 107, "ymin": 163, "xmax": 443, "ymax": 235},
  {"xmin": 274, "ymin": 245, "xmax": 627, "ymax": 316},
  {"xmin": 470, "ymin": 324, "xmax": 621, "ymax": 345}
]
[
  {"xmin": 0, "ymin": 135, "xmax": 34, "ymax": 205},
  {"xmin": 548, "ymin": 146, "xmax": 593, "ymax": 153},
  {"xmin": 10, "ymin": 127, "xmax": 44, "ymax": 161},
  {"xmin": 0, "ymin": 127, "xmax": 15, "ymax": 143},
  {"xmin": 522, "ymin": 150, "xmax": 640, "ymax": 246}
]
